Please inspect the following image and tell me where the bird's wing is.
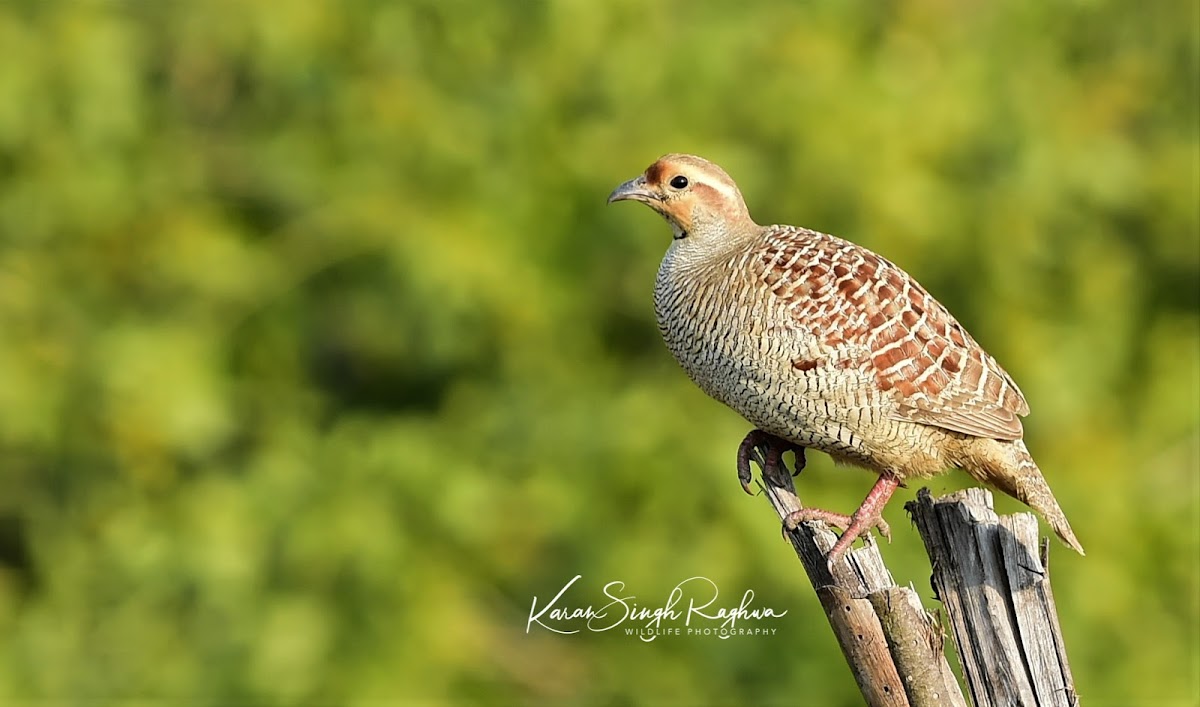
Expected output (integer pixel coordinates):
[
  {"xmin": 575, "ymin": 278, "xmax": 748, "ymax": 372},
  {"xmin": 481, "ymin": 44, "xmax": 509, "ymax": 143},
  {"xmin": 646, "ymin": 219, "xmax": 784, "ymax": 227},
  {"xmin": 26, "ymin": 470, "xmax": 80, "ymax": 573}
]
[{"xmin": 757, "ymin": 226, "xmax": 1029, "ymax": 441}]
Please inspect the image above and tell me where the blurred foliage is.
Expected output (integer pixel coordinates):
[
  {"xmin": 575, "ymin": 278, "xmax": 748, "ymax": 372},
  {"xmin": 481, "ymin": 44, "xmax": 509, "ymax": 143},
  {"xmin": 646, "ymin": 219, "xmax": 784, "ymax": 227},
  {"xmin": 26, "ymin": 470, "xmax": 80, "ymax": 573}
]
[{"xmin": 0, "ymin": 0, "xmax": 1197, "ymax": 704}]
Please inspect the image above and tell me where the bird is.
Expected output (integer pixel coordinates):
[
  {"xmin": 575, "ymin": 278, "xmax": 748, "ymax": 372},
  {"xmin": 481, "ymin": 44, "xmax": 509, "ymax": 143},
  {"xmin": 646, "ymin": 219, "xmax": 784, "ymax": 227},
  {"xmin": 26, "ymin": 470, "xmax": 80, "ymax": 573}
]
[{"xmin": 607, "ymin": 153, "xmax": 1084, "ymax": 568}]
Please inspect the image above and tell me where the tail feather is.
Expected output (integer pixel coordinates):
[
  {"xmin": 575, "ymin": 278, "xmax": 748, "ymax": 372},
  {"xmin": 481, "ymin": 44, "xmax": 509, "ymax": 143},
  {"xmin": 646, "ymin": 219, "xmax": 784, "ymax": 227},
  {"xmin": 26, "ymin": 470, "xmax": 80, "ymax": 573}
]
[{"xmin": 969, "ymin": 439, "xmax": 1085, "ymax": 555}]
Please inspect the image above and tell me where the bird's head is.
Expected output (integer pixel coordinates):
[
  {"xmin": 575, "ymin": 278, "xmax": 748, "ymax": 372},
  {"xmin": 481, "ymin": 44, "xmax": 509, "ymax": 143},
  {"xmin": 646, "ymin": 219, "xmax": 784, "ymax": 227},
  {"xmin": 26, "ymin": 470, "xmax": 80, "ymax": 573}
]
[{"xmin": 607, "ymin": 154, "xmax": 758, "ymax": 244}]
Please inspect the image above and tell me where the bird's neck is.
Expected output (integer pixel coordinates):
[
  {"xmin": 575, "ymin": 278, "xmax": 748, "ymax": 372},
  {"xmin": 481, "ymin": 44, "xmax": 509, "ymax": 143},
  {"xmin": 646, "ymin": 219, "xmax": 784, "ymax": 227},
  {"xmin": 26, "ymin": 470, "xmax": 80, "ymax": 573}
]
[{"xmin": 668, "ymin": 218, "xmax": 763, "ymax": 268}]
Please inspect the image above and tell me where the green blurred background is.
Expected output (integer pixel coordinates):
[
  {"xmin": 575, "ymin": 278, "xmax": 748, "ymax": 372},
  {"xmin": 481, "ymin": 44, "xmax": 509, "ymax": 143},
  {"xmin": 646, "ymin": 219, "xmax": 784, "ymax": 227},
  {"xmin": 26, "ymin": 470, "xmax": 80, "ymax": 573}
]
[{"xmin": 0, "ymin": 1, "xmax": 1197, "ymax": 704}]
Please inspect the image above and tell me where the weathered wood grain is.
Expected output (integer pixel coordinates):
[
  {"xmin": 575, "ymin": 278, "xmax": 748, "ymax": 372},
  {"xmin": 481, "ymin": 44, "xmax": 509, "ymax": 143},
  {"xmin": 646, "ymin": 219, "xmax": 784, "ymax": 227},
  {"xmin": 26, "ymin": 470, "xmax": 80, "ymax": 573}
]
[
  {"xmin": 907, "ymin": 487, "xmax": 1080, "ymax": 707},
  {"xmin": 868, "ymin": 587, "xmax": 968, "ymax": 706},
  {"xmin": 749, "ymin": 448, "xmax": 967, "ymax": 707}
]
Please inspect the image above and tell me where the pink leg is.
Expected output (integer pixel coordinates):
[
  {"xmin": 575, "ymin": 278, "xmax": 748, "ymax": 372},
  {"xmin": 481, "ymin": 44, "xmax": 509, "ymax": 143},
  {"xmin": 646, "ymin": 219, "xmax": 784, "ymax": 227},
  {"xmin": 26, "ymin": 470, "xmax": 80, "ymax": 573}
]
[{"xmin": 784, "ymin": 474, "xmax": 900, "ymax": 570}]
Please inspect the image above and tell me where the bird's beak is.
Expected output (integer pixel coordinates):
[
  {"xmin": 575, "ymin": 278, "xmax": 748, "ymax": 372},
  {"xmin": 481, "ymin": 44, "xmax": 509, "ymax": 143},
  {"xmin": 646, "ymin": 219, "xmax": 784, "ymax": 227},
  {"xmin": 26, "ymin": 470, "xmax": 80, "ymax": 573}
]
[{"xmin": 607, "ymin": 175, "xmax": 659, "ymax": 205}]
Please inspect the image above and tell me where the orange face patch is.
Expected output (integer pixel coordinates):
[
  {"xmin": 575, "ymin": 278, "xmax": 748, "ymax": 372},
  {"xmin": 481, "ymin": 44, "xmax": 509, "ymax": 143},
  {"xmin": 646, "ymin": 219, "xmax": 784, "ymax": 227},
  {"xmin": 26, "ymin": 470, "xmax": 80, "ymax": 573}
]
[{"xmin": 644, "ymin": 159, "xmax": 667, "ymax": 187}]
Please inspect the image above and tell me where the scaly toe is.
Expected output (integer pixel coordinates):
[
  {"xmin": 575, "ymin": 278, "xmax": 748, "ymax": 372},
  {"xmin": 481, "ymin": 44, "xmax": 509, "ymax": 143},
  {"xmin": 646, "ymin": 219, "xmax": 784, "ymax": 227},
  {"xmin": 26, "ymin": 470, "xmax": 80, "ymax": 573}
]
[
  {"xmin": 737, "ymin": 430, "xmax": 806, "ymax": 492},
  {"xmin": 736, "ymin": 442, "xmax": 755, "ymax": 495},
  {"xmin": 783, "ymin": 508, "xmax": 855, "ymax": 533},
  {"xmin": 874, "ymin": 517, "xmax": 892, "ymax": 543},
  {"xmin": 735, "ymin": 430, "xmax": 768, "ymax": 495}
]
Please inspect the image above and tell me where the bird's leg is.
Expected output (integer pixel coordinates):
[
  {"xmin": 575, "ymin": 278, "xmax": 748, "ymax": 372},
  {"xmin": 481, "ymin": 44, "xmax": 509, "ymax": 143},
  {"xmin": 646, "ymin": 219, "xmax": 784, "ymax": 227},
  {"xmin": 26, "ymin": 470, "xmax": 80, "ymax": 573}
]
[
  {"xmin": 737, "ymin": 430, "xmax": 806, "ymax": 494},
  {"xmin": 783, "ymin": 473, "xmax": 900, "ymax": 570}
]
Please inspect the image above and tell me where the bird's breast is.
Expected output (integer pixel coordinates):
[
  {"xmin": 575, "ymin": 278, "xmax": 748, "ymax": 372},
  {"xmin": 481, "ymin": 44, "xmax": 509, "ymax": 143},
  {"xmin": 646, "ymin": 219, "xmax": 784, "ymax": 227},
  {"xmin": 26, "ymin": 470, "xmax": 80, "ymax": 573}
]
[
  {"xmin": 653, "ymin": 258, "xmax": 804, "ymax": 409},
  {"xmin": 653, "ymin": 252, "xmax": 888, "ymax": 464}
]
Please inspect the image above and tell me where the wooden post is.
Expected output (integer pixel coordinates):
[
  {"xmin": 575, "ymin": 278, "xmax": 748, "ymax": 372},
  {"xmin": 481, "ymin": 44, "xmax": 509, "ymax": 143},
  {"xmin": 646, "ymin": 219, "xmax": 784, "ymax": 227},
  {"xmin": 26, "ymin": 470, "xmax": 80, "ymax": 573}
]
[
  {"xmin": 747, "ymin": 450, "xmax": 1079, "ymax": 705},
  {"xmin": 749, "ymin": 449, "xmax": 968, "ymax": 706},
  {"xmin": 906, "ymin": 488, "xmax": 1080, "ymax": 707}
]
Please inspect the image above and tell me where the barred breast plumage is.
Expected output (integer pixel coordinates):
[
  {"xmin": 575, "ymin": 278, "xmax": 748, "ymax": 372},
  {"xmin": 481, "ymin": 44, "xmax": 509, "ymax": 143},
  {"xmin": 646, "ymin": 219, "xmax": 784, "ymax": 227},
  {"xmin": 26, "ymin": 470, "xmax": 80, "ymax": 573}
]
[{"xmin": 610, "ymin": 153, "xmax": 1083, "ymax": 566}]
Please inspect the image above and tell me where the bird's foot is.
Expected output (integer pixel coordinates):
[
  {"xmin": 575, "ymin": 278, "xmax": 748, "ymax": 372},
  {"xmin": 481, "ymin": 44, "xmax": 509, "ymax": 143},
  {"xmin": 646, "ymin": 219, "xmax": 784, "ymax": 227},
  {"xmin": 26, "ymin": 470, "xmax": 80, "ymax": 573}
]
[
  {"xmin": 782, "ymin": 506, "xmax": 888, "ymax": 544},
  {"xmin": 737, "ymin": 430, "xmax": 806, "ymax": 494},
  {"xmin": 781, "ymin": 474, "xmax": 901, "ymax": 571}
]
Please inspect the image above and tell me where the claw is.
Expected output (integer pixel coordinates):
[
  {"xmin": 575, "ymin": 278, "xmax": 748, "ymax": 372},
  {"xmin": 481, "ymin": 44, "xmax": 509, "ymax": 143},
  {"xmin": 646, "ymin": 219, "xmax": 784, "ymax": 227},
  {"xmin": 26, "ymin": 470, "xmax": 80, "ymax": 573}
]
[
  {"xmin": 792, "ymin": 447, "xmax": 807, "ymax": 477},
  {"xmin": 736, "ymin": 429, "xmax": 807, "ymax": 494},
  {"xmin": 736, "ymin": 432, "xmax": 760, "ymax": 495}
]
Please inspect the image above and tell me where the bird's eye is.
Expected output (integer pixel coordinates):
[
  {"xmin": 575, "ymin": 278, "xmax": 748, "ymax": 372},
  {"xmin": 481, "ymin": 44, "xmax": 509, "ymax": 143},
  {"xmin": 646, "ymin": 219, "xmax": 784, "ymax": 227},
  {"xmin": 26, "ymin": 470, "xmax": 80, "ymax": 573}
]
[{"xmin": 669, "ymin": 175, "xmax": 689, "ymax": 189}]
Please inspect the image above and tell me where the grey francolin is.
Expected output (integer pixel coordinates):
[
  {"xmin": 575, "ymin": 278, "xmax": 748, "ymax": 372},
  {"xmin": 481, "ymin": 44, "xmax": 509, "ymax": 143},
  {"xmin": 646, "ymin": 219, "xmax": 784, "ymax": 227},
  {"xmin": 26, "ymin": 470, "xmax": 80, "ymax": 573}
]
[{"xmin": 608, "ymin": 153, "xmax": 1084, "ymax": 567}]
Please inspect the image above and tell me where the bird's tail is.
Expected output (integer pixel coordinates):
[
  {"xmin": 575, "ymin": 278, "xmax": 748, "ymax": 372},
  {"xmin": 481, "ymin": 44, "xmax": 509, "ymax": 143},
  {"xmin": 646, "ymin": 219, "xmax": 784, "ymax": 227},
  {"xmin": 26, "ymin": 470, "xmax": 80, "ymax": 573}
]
[{"xmin": 970, "ymin": 439, "xmax": 1085, "ymax": 555}]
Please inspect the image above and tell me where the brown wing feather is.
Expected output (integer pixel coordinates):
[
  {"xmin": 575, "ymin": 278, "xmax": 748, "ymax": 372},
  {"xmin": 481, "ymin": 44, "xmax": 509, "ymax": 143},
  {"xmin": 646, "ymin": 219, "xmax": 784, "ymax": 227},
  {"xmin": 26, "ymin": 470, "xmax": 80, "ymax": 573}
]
[{"xmin": 756, "ymin": 226, "xmax": 1029, "ymax": 441}]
